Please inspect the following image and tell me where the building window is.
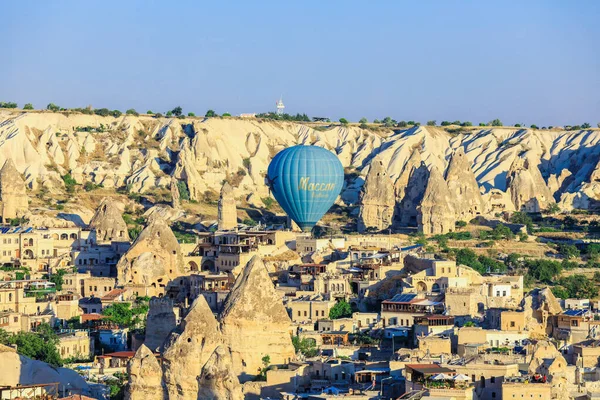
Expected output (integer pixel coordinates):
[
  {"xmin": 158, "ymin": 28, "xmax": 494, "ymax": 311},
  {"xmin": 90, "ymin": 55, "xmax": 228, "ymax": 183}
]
[
  {"xmin": 502, "ymin": 291, "xmax": 507, "ymax": 296},
  {"xmin": 510, "ymin": 321, "xmax": 515, "ymax": 327},
  {"xmin": 491, "ymin": 376, "xmax": 496, "ymax": 383}
]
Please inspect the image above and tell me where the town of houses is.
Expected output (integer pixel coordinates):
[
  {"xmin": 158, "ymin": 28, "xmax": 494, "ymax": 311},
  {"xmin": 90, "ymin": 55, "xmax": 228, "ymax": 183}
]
[{"xmin": 1, "ymin": 185, "xmax": 600, "ymax": 400}]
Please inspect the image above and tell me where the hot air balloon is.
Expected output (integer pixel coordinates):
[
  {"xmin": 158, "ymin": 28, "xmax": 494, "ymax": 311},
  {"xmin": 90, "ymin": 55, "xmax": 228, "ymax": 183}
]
[{"xmin": 267, "ymin": 145, "xmax": 344, "ymax": 232}]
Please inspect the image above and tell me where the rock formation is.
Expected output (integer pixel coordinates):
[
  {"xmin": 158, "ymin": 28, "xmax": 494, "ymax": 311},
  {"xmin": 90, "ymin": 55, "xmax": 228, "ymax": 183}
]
[
  {"xmin": 196, "ymin": 346, "xmax": 244, "ymax": 400},
  {"xmin": 171, "ymin": 177, "xmax": 181, "ymax": 209},
  {"xmin": 116, "ymin": 217, "xmax": 184, "ymax": 295},
  {"xmin": 162, "ymin": 296, "xmax": 222, "ymax": 400},
  {"xmin": 417, "ymin": 165, "xmax": 456, "ymax": 234},
  {"xmin": 0, "ymin": 344, "xmax": 91, "ymax": 396},
  {"xmin": 126, "ymin": 345, "xmax": 164, "ymax": 400},
  {"xmin": 521, "ymin": 287, "xmax": 562, "ymax": 337},
  {"xmin": 88, "ymin": 197, "xmax": 129, "ymax": 242},
  {"xmin": 357, "ymin": 159, "xmax": 395, "ymax": 232},
  {"xmin": 398, "ymin": 161, "xmax": 430, "ymax": 227},
  {"xmin": 0, "ymin": 159, "xmax": 28, "ymax": 223},
  {"xmin": 445, "ymin": 147, "xmax": 485, "ymax": 221},
  {"xmin": 220, "ymin": 256, "xmax": 295, "ymax": 381},
  {"xmin": 144, "ymin": 297, "xmax": 177, "ymax": 352},
  {"xmin": 217, "ymin": 182, "xmax": 237, "ymax": 231},
  {"xmin": 506, "ymin": 156, "xmax": 553, "ymax": 212}
]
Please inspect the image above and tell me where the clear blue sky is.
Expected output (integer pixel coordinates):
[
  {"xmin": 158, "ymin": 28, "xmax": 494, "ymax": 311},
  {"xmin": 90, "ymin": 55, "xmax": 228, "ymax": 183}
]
[{"xmin": 2, "ymin": 0, "xmax": 599, "ymax": 126}]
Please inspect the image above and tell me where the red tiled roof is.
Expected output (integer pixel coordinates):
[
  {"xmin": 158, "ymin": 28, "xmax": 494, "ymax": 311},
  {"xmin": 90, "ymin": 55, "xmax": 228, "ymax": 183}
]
[
  {"xmin": 97, "ymin": 351, "xmax": 136, "ymax": 359},
  {"xmin": 82, "ymin": 313, "xmax": 105, "ymax": 321},
  {"xmin": 101, "ymin": 289, "xmax": 127, "ymax": 301}
]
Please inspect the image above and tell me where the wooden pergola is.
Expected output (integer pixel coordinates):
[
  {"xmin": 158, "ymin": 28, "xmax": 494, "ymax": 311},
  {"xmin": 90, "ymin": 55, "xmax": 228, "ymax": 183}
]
[{"xmin": 321, "ymin": 331, "xmax": 349, "ymax": 346}]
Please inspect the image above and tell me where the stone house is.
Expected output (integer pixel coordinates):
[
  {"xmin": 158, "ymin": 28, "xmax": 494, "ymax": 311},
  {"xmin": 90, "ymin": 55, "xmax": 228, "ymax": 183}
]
[
  {"xmin": 418, "ymin": 336, "xmax": 451, "ymax": 356},
  {"xmin": 289, "ymin": 295, "xmax": 336, "ymax": 324},
  {"xmin": 57, "ymin": 330, "xmax": 93, "ymax": 359}
]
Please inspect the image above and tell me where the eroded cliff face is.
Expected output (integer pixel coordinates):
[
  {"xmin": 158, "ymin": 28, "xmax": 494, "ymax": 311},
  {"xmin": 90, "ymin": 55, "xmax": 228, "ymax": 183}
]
[
  {"xmin": 357, "ymin": 159, "xmax": 395, "ymax": 232},
  {"xmin": 116, "ymin": 217, "xmax": 185, "ymax": 292},
  {"xmin": 507, "ymin": 155, "xmax": 554, "ymax": 212},
  {"xmin": 88, "ymin": 197, "xmax": 129, "ymax": 242},
  {"xmin": 126, "ymin": 255, "xmax": 295, "ymax": 400},
  {"xmin": 126, "ymin": 345, "xmax": 164, "ymax": 400},
  {"xmin": 220, "ymin": 256, "xmax": 296, "ymax": 382},
  {"xmin": 417, "ymin": 165, "xmax": 456, "ymax": 235},
  {"xmin": 3, "ymin": 112, "xmax": 600, "ymax": 228},
  {"xmin": 162, "ymin": 296, "xmax": 222, "ymax": 400},
  {"xmin": 0, "ymin": 159, "xmax": 28, "ymax": 222},
  {"xmin": 445, "ymin": 147, "xmax": 486, "ymax": 221},
  {"xmin": 196, "ymin": 346, "xmax": 244, "ymax": 400}
]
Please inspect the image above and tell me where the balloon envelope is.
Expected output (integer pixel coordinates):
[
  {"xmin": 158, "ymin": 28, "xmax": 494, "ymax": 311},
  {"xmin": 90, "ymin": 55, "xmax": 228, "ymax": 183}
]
[{"xmin": 267, "ymin": 145, "xmax": 344, "ymax": 232}]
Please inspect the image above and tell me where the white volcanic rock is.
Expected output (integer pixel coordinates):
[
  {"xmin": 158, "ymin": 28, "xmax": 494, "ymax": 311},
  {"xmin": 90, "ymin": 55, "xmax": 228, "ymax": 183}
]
[
  {"xmin": 418, "ymin": 165, "xmax": 456, "ymax": 234},
  {"xmin": 220, "ymin": 256, "xmax": 295, "ymax": 382},
  {"xmin": 506, "ymin": 155, "xmax": 553, "ymax": 212},
  {"xmin": 196, "ymin": 346, "xmax": 244, "ymax": 400},
  {"xmin": 357, "ymin": 159, "xmax": 395, "ymax": 232},
  {"xmin": 126, "ymin": 344, "xmax": 164, "ymax": 400},
  {"xmin": 445, "ymin": 147, "xmax": 486, "ymax": 221},
  {"xmin": 162, "ymin": 296, "xmax": 222, "ymax": 400}
]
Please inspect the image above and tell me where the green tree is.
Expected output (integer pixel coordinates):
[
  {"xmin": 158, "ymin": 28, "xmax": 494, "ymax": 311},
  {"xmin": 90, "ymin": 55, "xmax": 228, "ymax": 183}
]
[
  {"xmin": 478, "ymin": 122, "xmax": 486, "ymax": 126},
  {"xmin": 551, "ymin": 286, "xmax": 569, "ymax": 299},
  {"xmin": 582, "ymin": 123, "xmax": 591, "ymax": 129},
  {"xmin": 187, "ymin": 112, "xmax": 195, "ymax": 117},
  {"xmin": 490, "ymin": 223, "xmax": 515, "ymax": 240},
  {"xmin": 426, "ymin": 120, "xmax": 436, "ymax": 126},
  {"xmin": 359, "ymin": 117, "xmax": 368, "ymax": 124},
  {"xmin": 47, "ymin": 103, "xmax": 60, "ymax": 112},
  {"xmin": 0, "ymin": 324, "xmax": 62, "ymax": 367},
  {"xmin": 461, "ymin": 121, "xmax": 473, "ymax": 127},
  {"xmin": 339, "ymin": 118, "xmax": 349, "ymax": 125},
  {"xmin": 397, "ymin": 121, "xmax": 407, "ymax": 128},
  {"xmin": 205, "ymin": 109, "xmax": 217, "ymax": 117},
  {"xmin": 47, "ymin": 269, "xmax": 68, "ymax": 290},
  {"xmin": 441, "ymin": 121, "xmax": 451, "ymax": 126},
  {"xmin": 146, "ymin": 110, "xmax": 154, "ymax": 114},
  {"xmin": 586, "ymin": 244, "xmax": 600, "ymax": 260},
  {"xmin": 547, "ymin": 203, "xmax": 560, "ymax": 214},
  {"xmin": 329, "ymin": 300, "xmax": 352, "ymax": 319},
  {"xmin": 382, "ymin": 117, "xmax": 394, "ymax": 127},
  {"xmin": 94, "ymin": 108, "xmax": 110, "ymax": 117},
  {"xmin": 558, "ymin": 244, "xmax": 580, "ymax": 260},
  {"xmin": 61, "ymin": 174, "xmax": 77, "ymax": 193},
  {"xmin": 171, "ymin": 106, "xmax": 183, "ymax": 116},
  {"xmin": 530, "ymin": 124, "xmax": 539, "ymax": 129},
  {"xmin": 456, "ymin": 220, "xmax": 467, "ymax": 228},
  {"xmin": 559, "ymin": 274, "xmax": 598, "ymax": 299},
  {"xmin": 111, "ymin": 110, "xmax": 122, "ymax": 118},
  {"xmin": 126, "ymin": 109, "xmax": 139, "ymax": 116},
  {"xmin": 525, "ymin": 259, "xmax": 562, "ymax": 283},
  {"xmin": 292, "ymin": 336, "xmax": 318, "ymax": 357},
  {"xmin": 166, "ymin": 111, "xmax": 173, "ymax": 117},
  {"xmin": 0, "ymin": 102, "xmax": 17, "ymax": 108},
  {"xmin": 176, "ymin": 180, "xmax": 190, "ymax": 201},
  {"xmin": 222, "ymin": 112, "xmax": 231, "ymax": 117},
  {"xmin": 510, "ymin": 212, "xmax": 533, "ymax": 233},
  {"xmin": 102, "ymin": 303, "xmax": 133, "ymax": 327},
  {"xmin": 490, "ymin": 119, "xmax": 503, "ymax": 126},
  {"xmin": 23, "ymin": 103, "xmax": 34, "ymax": 110}
]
